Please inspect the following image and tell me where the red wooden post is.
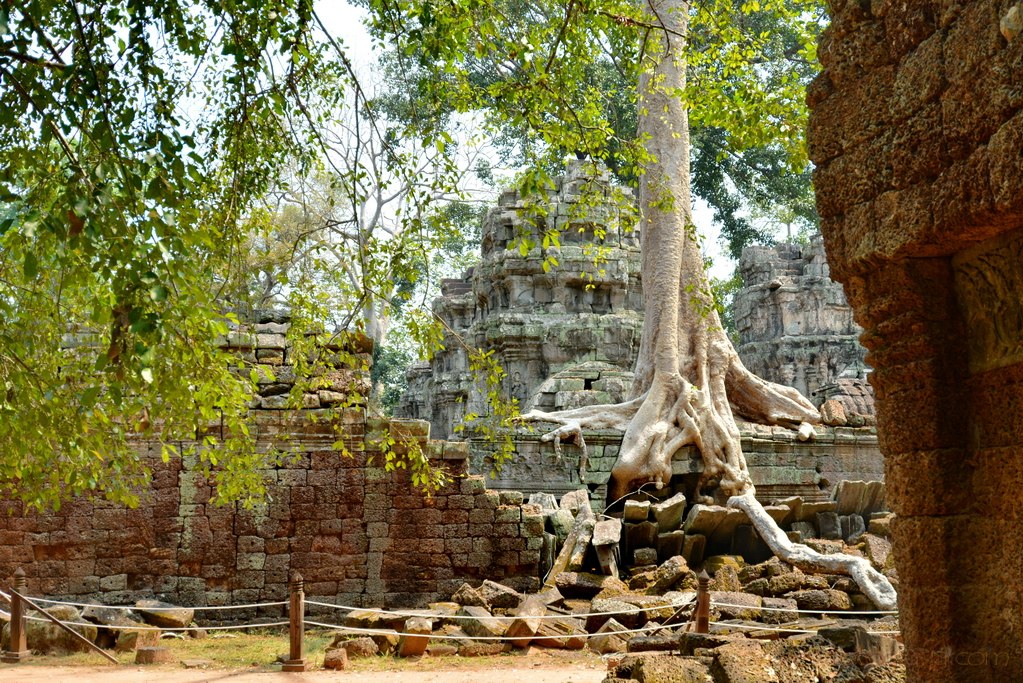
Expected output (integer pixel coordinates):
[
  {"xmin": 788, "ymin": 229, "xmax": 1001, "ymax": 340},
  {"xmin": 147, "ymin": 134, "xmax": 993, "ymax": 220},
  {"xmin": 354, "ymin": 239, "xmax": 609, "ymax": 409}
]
[
  {"xmin": 695, "ymin": 569, "xmax": 710, "ymax": 634},
  {"xmin": 2, "ymin": 568, "xmax": 30, "ymax": 663},
  {"xmin": 282, "ymin": 571, "xmax": 306, "ymax": 672}
]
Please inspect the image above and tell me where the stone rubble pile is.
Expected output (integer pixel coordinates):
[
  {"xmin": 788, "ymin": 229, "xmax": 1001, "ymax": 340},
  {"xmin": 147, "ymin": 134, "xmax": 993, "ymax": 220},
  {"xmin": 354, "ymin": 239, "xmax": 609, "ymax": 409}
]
[
  {"xmin": 323, "ymin": 486, "xmax": 901, "ymax": 679},
  {"xmin": 0, "ymin": 598, "xmax": 202, "ymax": 657}
]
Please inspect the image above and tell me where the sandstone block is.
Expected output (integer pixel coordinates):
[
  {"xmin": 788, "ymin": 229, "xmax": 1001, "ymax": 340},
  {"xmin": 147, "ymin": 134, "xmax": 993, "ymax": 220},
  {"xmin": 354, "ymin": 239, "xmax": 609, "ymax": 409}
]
[
  {"xmin": 135, "ymin": 646, "xmax": 173, "ymax": 665},
  {"xmin": 533, "ymin": 616, "xmax": 586, "ymax": 649},
  {"xmin": 656, "ymin": 530, "xmax": 684, "ymax": 562},
  {"xmin": 505, "ymin": 595, "xmax": 546, "ymax": 647},
  {"xmin": 651, "ymin": 492, "xmax": 687, "ymax": 531},
  {"xmin": 622, "ymin": 499, "xmax": 650, "ymax": 522},
  {"xmin": 323, "ymin": 648, "xmax": 349, "ymax": 670},
  {"xmin": 396, "ymin": 617, "xmax": 431, "ymax": 657},
  {"xmin": 134, "ymin": 600, "xmax": 194, "ymax": 630},
  {"xmin": 457, "ymin": 605, "xmax": 507, "ymax": 639},
  {"xmin": 478, "ymin": 579, "xmax": 522, "ymax": 609},
  {"xmin": 788, "ymin": 588, "xmax": 852, "ymax": 612},
  {"xmin": 586, "ymin": 617, "xmax": 629, "ymax": 654}
]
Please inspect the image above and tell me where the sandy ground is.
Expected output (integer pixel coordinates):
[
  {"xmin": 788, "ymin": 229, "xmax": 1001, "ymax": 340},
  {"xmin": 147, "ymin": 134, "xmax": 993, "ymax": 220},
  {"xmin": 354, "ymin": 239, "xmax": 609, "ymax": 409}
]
[{"xmin": 2, "ymin": 664, "xmax": 606, "ymax": 683}]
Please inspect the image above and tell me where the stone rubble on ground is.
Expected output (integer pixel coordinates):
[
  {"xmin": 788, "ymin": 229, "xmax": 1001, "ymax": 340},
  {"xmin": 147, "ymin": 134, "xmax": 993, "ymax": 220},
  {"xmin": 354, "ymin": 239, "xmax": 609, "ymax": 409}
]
[{"xmin": 320, "ymin": 482, "xmax": 902, "ymax": 681}]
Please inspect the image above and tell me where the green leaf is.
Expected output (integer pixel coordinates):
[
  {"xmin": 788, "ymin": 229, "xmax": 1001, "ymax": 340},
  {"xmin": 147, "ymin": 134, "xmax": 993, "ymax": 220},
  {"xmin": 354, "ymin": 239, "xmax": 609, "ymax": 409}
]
[{"xmin": 23, "ymin": 252, "xmax": 37, "ymax": 279}]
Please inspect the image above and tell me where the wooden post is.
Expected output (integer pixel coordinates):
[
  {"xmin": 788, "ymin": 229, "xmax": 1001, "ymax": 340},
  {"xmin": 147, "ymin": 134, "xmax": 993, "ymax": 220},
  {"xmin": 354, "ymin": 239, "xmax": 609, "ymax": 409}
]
[
  {"xmin": 2, "ymin": 568, "xmax": 31, "ymax": 663},
  {"xmin": 695, "ymin": 569, "xmax": 710, "ymax": 634},
  {"xmin": 282, "ymin": 571, "xmax": 306, "ymax": 672}
]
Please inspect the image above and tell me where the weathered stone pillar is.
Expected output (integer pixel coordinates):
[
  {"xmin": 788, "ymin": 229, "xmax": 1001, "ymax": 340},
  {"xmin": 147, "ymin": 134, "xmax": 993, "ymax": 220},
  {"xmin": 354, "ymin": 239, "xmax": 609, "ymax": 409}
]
[{"xmin": 809, "ymin": 0, "xmax": 1023, "ymax": 679}]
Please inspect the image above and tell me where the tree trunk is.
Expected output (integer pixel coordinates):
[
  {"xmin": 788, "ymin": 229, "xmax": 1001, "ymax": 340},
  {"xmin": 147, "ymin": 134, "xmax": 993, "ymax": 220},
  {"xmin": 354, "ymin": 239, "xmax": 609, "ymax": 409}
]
[{"xmin": 522, "ymin": 0, "xmax": 897, "ymax": 610}]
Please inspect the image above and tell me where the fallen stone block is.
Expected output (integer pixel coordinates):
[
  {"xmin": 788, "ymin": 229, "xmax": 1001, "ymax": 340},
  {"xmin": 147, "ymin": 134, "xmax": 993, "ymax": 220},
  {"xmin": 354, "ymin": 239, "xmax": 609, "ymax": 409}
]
[
  {"xmin": 457, "ymin": 641, "xmax": 512, "ymax": 656},
  {"xmin": 533, "ymin": 616, "xmax": 587, "ymax": 649},
  {"xmin": 528, "ymin": 492, "xmax": 559, "ymax": 511},
  {"xmin": 135, "ymin": 646, "xmax": 173, "ymax": 664},
  {"xmin": 711, "ymin": 591, "xmax": 762, "ymax": 620},
  {"xmin": 703, "ymin": 555, "xmax": 744, "ymax": 575},
  {"xmin": 114, "ymin": 629, "xmax": 160, "ymax": 652},
  {"xmin": 625, "ymin": 634, "xmax": 678, "ymax": 652},
  {"xmin": 451, "ymin": 582, "xmax": 490, "ymax": 608},
  {"xmin": 651, "ymin": 492, "xmax": 687, "ymax": 531},
  {"xmin": 370, "ymin": 632, "xmax": 400, "ymax": 655},
  {"xmin": 547, "ymin": 509, "xmax": 576, "ymax": 544},
  {"xmin": 623, "ymin": 499, "xmax": 651, "ymax": 522},
  {"xmin": 134, "ymin": 600, "xmax": 194, "ymax": 629},
  {"xmin": 682, "ymin": 533, "xmax": 706, "ymax": 565},
  {"xmin": 678, "ymin": 630, "xmax": 746, "ymax": 655},
  {"xmin": 586, "ymin": 617, "xmax": 630, "ymax": 654},
  {"xmin": 505, "ymin": 595, "xmax": 546, "ymax": 648},
  {"xmin": 788, "ymin": 589, "xmax": 852, "ymax": 612},
  {"xmin": 331, "ymin": 635, "xmax": 379, "ymax": 658},
  {"xmin": 586, "ymin": 598, "xmax": 641, "ymax": 632},
  {"xmin": 657, "ymin": 530, "xmax": 684, "ymax": 562},
  {"xmin": 712, "ymin": 640, "xmax": 780, "ymax": 683},
  {"xmin": 682, "ymin": 504, "xmax": 729, "ymax": 537},
  {"xmin": 426, "ymin": 643, "xmax": 459, "ymax": 656},
  {"xmin": 713, "ymin": 564, "xmax": 743, "ymax": 593},
  {"xmin": 457, "ymin": 605, "xmax": 507, "ymax": 639},
  {"xmin": 816, "ymin": 511, "xmax": 843, "ymax": 540},
  {"xmin": 478, "ymin": 579, "xmax": 522, "ymax": 609},
  {"xmin": 396, "ymin": 617, "xmax": 431, "ymax": 657},
  {"xmin": 868, "ymin": 513, "xmax": 893, "ymax": 538},
  {"xmin": 633, "ymin": 547, "xmax": 659, "ymax": 566},
  {"xmin": 649, "ymin": 555, "xmax": 693, "ymax": 593},
  {"xmin": 323, "ymin": 648, "xmax": 349, "ymax": 670},
  {"xmin": 625, "ymin": 652, "xmax": 714, "ymax": 681},
  {"xmin": 760, "ymin": 597, "xmax": 798, "ymax": 624},
  {"xmin": 593, "ymin": 518, "xmax": 622, "ymax": 546},
  {"xmin": 560, "ymin": 488, "xmax": 590, "ymax": 515},
  {"xmin": 555, "ymin": 571, "xmax": 626, "ymax": 599},
  {"xmin": 861, "ymin": 533, "xmax": 893, "ymax": 570},
  {"xmin": 19, "ymin": 606, "xmax": 98, "ymax": 655},
  {"xmin": 626, "ymin": 520, "xmax": 658, "ymax": 555}
]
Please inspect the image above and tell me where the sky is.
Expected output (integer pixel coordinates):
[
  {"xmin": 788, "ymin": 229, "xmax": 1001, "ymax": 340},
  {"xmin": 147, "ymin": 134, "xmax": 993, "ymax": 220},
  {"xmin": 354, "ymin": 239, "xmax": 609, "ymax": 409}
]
[{"xmin": 313, "ymin": 2, "xmax": 736, "ymax": 281}]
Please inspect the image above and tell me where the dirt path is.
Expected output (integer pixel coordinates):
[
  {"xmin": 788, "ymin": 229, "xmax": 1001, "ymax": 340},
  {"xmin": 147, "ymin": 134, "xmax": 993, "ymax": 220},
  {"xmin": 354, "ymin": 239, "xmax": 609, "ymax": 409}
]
[{"xmin": 3, "ymin": 664, "xmax": 606, "ymax": 683}]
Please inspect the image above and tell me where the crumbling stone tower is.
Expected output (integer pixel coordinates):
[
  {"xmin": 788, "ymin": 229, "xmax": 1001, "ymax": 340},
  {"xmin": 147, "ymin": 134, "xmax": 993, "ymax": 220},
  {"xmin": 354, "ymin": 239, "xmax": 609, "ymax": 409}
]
[
  {"xmin": 398, "ymin": 161, "xmax": 645, "ymax": 438},
  {"xmin": 809, "ymin": 2, "xmax": 1023, "ymax": 679},
  {"xmin": 734, "ymin": 238, "xmax": 872, "ymax": 409}
]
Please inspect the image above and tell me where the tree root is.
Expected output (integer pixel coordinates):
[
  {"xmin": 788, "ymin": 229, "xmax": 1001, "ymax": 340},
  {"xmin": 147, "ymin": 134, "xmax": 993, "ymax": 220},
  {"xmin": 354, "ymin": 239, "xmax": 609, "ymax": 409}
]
[{"xmin": 729, "ymin": 491, "xmax": 898, "ymax": 610}]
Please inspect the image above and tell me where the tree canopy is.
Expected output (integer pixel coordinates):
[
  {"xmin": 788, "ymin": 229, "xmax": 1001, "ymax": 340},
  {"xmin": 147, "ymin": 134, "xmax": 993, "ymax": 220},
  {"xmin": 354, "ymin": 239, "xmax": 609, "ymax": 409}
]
[{"xmin": 1, "ymin": 0, "xmax": 822, "ymax": 510}]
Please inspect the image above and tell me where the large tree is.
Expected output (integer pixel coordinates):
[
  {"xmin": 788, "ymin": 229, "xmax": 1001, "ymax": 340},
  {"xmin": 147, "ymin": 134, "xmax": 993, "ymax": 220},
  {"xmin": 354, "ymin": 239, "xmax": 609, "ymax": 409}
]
[
  {"xmin": 514, "ymin": 0, "xmax": 894, "ymax": 609},
  {"xmin": 362, "ymin": 0, "xmax": 895, "ymax": 606}
]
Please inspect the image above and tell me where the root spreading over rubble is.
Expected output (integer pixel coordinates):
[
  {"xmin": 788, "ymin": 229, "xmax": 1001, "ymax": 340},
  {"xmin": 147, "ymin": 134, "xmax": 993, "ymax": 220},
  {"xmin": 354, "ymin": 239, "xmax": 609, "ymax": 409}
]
[{"xmin": 521, "ymin": 0, "xmax": 897, "ymax": 611}]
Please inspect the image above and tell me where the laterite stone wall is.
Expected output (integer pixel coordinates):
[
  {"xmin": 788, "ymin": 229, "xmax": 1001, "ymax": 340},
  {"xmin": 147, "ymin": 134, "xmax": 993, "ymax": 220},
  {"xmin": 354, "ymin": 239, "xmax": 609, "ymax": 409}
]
[
  {"xmin": 0, "ymin": 416, "xmax": 542, "ymax": 611},
  {"xmin": 810, "ymin": 1, "xmax": 1023, "ymax": 678}
]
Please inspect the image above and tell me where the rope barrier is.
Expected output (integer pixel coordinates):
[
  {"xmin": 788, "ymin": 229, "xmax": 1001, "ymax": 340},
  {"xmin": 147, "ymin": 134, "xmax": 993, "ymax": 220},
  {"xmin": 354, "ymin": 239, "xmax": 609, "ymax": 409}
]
[
  {"xmin": 21, "ymin": 615, "xmax": 291, "ymax": 631},
  {"xmin": 304, "ymin": 597, "xmax": 695, "ymax": 622},
  {"xmin": 27, "ymin": 596, "xmax": 288, "ymax": 611},
  {"xmin": 710, "ymin": 600, "xmax": 898, "ymax": 617},
  {"xmin": 707, "ymin": 621, "xmax": 900, "ymax": 638},
  {"xmin": 304, "ymin": 619, "xmax": 668, "ymax": 641}
]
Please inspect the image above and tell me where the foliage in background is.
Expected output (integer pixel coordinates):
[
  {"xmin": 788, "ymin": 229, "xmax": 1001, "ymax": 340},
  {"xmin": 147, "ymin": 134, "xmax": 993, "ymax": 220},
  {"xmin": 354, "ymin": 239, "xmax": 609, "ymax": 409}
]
[
  {"xmin": 363, "ymin": 0, "xmax": 825, "ymax": 259},
  {"xmin": 0, "ymin": 0, "xmax": 825, "ymax": 508}
]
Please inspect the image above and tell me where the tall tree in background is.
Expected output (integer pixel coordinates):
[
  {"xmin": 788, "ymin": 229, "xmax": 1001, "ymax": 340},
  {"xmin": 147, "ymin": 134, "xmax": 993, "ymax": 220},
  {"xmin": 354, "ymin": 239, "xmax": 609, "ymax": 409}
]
[{"xmin": 362, "ymin": 0, "xmax": 895, "ymax": 607}]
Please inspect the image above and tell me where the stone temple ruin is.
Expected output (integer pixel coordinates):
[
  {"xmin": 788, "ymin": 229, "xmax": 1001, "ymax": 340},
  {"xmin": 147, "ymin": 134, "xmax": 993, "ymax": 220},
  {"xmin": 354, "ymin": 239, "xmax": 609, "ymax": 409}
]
[
  {"xmin": 398, "ymin": 161, "xmax": 883, "ymax": 508},
  {"xmin": 398, "ymin": 161, "xmax": 645, "ymax": 438},
  {"xmin": 736, "ymin": 239, "xmax": 876, "ymax": 426}
]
